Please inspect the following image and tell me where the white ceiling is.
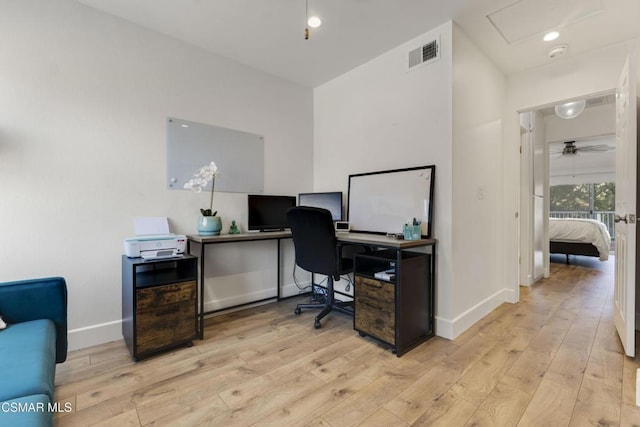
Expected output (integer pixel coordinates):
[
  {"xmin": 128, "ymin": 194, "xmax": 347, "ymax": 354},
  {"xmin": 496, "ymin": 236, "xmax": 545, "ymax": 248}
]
[
  {"xmin": 455, "ymin": 0, "xmax": 640, "ymax": 76},
  {"xmin": 76, "ymin": 0, "xmax": 640, "ymax": 87}
]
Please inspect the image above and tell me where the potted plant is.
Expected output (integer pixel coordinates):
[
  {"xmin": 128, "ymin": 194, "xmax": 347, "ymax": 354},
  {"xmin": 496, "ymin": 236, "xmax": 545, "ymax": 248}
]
[{"xmin": 184, "ymin": 161, "xmax": 222, "ymax": 236}]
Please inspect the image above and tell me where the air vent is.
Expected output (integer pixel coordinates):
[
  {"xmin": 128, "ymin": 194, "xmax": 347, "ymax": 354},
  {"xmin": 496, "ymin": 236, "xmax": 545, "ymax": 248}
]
[{"xmin": 407, "ymin": 36, "xmax": 440, "ymax": 71}]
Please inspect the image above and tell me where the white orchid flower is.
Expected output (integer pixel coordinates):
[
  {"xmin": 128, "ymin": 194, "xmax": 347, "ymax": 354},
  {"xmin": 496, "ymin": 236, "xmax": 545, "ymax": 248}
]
[{"xmin": 184, "ymin": 161, "xmax": 219, "ymax": 216}]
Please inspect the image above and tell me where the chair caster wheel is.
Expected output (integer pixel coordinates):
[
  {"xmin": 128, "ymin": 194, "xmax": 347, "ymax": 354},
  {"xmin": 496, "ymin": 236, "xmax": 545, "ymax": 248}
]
[
  {"xmin": 314, "ymin": 320, "xmax": 322, "ymax": 329},
  {"xmin": 294, "ymin": 307, "xmax": 301, "ymax": 315}
]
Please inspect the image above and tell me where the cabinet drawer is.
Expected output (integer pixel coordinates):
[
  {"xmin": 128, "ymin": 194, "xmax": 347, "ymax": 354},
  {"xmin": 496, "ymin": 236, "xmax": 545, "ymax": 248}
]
[
  {"xmin": 136, "ymin": 300, "xmax": 196, "ymax": 354},
  {"xmin": 355, "ymin": 276, "xmax": 395, "ymax": 303},
  {"xmin": 355, "ymin": 276, "xmax": 395, "ymax": 344},
  {"xmin": 355, "ymin": 295, "xmax": 395, "ymax": 344},
  {"xmin": 136, "ymin": 281, "xmax": 196, "ymax": 310}
]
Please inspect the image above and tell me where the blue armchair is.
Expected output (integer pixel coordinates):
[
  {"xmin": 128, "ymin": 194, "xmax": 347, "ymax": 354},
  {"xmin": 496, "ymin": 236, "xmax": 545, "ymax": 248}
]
[{"xmin": 0, "ymin": 277, "xmax": 68, "ymax": 427}]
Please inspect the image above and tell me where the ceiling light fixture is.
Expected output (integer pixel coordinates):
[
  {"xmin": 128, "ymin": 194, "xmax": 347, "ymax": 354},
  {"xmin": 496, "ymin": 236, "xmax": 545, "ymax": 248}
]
[
  {"xmin": 555, "ymin": 100, "xmax": 586, "ymax": 119},
  {"xmin": 304, "ymin": 0, "xmax": 310, "ymax": 40},
  {"xmin": 543, "ymin": 31, "xmax": 559, "ymax": 42},
  {"xmin": 304, "ymin": 0, "xmax": 321, "ymax": 40}
]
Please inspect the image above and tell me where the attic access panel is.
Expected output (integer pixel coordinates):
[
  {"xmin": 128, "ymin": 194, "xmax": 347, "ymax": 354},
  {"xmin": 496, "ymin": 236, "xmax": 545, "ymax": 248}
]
[
  {"xmin": 487, "ymin": 0, "xmax": 602, "ymax": 44},
  {"xmin": 347, "ymin": 165, "xmax": 435, "ymax": 238}
]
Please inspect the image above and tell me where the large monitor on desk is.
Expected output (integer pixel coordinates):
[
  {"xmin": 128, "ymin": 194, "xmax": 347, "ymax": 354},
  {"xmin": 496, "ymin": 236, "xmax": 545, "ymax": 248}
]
[
  {"xmin": 248, "ymin": 195, "xmax": 296, "ymax": 231},
  {"xmin": 298, "ymin": 191, "xmax": 343, "ymax": 221}
]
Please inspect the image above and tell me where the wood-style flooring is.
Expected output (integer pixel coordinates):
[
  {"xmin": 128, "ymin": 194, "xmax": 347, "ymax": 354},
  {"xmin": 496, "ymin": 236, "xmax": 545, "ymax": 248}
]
[{"xmin": 54, "ymin": 256, "xmax": 640, "ymax": 426}]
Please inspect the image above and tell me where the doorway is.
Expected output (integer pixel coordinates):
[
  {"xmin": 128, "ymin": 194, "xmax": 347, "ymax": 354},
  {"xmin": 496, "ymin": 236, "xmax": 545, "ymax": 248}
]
[{"xmin": 519, "ymin": 91, "xmax": 617, "ymax": 286}]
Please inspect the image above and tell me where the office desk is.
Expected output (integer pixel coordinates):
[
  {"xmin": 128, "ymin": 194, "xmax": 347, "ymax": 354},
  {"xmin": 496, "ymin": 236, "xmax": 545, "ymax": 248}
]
[
  {"xmin": 189, "ymin": 231, "xmax": 436, "ymax": 350},
  {"xmin": 188, "ymin": 231, "xmax": 292, "ymax": 339}
]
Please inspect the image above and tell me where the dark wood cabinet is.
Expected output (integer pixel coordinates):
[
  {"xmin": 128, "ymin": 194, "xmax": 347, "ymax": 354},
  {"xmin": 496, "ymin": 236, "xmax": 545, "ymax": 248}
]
[
  {"xmin": 122, "ymin": 255, "xmax": 198, "ymax": 361},
  {"xmin": 354, "ymin": 249, "xmax": 432, "ymax": 356}
]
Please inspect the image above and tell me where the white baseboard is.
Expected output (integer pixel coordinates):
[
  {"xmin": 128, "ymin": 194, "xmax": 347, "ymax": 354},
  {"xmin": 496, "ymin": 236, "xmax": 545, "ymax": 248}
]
[
  {"xmin": 435, "ymin": 288, "xmax": 511, "ymax": 340},
  {"xmin": 69, "ymin": 283, "xmax": 511, "ymax": 351},
  {"xmin": 503, "ymin": 286, "xmax": 518, "ymax": 304},
  {"xmin": 203, "ymin": 281, "xmax": 309, "ymax": 313},
  {"xmin": 68, "ymin": 320, "xmax": 122, "ymax": 351}
]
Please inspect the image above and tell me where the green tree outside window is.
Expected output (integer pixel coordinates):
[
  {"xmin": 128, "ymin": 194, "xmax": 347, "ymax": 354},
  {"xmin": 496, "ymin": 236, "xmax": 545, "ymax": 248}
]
[{"xmin": 550, "ymin": 183, "xmax": 615, "ymax": 212}]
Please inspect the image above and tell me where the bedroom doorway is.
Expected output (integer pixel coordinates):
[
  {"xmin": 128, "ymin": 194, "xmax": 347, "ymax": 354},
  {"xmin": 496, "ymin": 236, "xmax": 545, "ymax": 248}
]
[{"xmin": 519, "ymin": 91, "xmax": 617, "ymax": 286}]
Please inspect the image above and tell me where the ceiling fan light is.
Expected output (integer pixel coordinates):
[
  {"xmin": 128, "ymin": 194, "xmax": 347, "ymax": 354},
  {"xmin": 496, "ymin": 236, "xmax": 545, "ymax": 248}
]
[
  {"xmin": 307, "ymin": 16, "xmax": 322, "ymax": 28},
  {"xmin": 555, "ymin": 100, "xmax": 586, "ymax": 119}
]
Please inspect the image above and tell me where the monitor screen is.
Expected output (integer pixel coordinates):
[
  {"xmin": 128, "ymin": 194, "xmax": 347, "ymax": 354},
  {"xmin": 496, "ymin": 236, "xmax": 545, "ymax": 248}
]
[
  {"xmin": 298, "ymin": 192, "xmax": 343, "ymax": 221},
  {"xmin": 248, "ymin": 195, "xmax": 296, "ymax": 231}
]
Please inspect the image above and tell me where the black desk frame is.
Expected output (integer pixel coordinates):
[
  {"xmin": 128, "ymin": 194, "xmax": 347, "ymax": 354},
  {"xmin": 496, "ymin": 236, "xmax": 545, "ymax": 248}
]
[
  {"xmin": 188, "ymin": 231, "xmax": 292, "ymax": 339},
  {"xmin": 189, "ymin": 231, "xmax": 436, "ymax": 347}
]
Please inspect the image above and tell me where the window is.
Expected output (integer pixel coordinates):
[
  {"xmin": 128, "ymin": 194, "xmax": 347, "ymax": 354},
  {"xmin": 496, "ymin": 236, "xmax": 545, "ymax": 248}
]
[{"xmin": 550, "ymin": 182, "xmax": 615, "ymax": 237}]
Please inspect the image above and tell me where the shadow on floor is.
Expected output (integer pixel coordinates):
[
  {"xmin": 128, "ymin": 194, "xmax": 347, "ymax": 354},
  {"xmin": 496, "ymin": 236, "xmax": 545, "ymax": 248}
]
[{"xmin": 549, "ymin": 253, "xmax": 615, "ymax": 272}]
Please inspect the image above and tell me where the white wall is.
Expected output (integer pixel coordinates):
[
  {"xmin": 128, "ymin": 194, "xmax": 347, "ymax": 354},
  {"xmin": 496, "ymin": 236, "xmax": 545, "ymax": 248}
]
[
  {"xmin": 314, "ymin": 22, "xmax": 507, "ymax": 340},
  {"xmin": 314, "ymin": 22, "xmax": 454, "ymax": 331},
  {"xmin": 450, "ymin": 24, "xmax": 507, "ymax": 337},
  {"xmin": 0, "ymin": 0, "xmax": 314, "ymax": 350}
]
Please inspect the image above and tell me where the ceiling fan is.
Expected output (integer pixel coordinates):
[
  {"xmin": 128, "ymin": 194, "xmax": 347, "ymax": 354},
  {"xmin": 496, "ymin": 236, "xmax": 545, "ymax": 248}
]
[{"xmin": 550, "ymin": 140, "xmax": 615, "ymax": 157}]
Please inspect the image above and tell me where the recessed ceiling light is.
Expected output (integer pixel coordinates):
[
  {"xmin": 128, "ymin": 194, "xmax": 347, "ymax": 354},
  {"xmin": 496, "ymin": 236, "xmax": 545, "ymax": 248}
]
[
  {"xmin": 544, "ymin": 31, "xmax": 560, "ymax": 42},
  {"xmin": 181, "ymin": 124, "xmax": 189, "ymax": 128},
  {"xmin": 307, "ymin": 16, "xmax": 322, "ymax": 28}
]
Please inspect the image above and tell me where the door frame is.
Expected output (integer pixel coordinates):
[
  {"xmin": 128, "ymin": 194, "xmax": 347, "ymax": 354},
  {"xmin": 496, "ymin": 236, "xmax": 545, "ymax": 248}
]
[{"xmin": 517, "ymin": 89, "xmax": 617, "ymax": 287}]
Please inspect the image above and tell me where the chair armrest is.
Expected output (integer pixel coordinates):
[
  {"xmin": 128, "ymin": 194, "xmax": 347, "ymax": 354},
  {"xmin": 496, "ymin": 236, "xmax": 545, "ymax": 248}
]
[{"xmin": 0, "ymin": 277, "xmax": 68, "ymax": 363}]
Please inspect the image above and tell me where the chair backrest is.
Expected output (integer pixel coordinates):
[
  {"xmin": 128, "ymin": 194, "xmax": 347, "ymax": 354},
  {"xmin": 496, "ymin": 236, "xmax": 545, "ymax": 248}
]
[{"xmin": 286, "ymin": 206, "xmax": 338, "ymax": 276}]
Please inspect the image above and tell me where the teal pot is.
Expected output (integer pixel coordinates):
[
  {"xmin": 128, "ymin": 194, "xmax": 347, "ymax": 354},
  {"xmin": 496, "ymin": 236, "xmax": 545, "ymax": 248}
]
[{"xmin": 197, "ymin": 216, "xmax": 222, "ymax": 236}]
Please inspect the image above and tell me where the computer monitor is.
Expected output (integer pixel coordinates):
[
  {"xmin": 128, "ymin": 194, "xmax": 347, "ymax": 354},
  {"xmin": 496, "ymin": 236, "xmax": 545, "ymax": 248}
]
[
  {"xmin": 298, "ymin": 192, "xmax": 343, "ymax": 221},
  {"xmin": 248, "ymin": 195, "xmax": 296, "ymax": 231}
]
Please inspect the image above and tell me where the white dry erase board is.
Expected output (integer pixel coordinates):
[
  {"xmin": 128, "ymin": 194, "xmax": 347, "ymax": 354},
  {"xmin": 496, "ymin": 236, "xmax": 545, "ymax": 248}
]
[
  {"xmin": 166, "ymin": 117, "xmax": 264, "ymax": 193},
  {"xmin": 347, "ymin": 165, "xmax": 435, "ymax": 238}
]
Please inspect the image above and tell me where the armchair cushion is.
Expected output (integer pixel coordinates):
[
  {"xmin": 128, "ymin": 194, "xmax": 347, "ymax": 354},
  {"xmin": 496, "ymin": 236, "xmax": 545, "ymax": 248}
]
[
  {"xmin": 0, "ymin": 319, "xmax": 56, "ymax": 402},
  {"xmin": 0, "ymin": 277, "xmax": 67, "ymax": 363}
]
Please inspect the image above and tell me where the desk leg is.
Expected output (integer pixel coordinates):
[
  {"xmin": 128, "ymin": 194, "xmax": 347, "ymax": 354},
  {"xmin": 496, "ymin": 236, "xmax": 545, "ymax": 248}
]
[
  {"xmin": 199, "ymin": 242, "xmax": 205, "ymax": 340},
  {"xmin": 430, "ymin": 244, "xmax": 436, "ymax": 335},
  {"xmin": 394, "ymin": 248, "xmax": 403, "ymax": 355},
  {"xmin": 277, "ymin": 239, "xmax": 282, "ymax": 301}
]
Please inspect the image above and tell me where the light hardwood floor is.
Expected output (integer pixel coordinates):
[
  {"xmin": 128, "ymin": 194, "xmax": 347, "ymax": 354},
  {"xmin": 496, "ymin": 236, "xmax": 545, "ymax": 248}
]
[{"xmin": 54, "ymin": 256, "xmax": 640, "ymax": 426}]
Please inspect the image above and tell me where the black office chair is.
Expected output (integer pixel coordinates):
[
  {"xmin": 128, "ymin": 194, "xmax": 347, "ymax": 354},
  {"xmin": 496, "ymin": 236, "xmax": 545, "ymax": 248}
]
[{"xmin": 287, "ymin": 206, "xmax": 353, "ymax": 329}]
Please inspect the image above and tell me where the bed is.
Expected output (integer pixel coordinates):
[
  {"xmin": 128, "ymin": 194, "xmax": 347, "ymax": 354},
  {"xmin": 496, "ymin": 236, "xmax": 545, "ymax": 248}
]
[{"xmin": 549, "ymin": 217, "xmax": 611, "ymax": 263}]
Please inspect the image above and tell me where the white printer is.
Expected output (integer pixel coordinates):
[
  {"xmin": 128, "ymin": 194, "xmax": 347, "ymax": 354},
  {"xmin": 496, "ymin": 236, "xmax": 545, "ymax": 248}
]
[{"xmin": 124, "ymin": 217, "xmax": 187, "ymax": 260}]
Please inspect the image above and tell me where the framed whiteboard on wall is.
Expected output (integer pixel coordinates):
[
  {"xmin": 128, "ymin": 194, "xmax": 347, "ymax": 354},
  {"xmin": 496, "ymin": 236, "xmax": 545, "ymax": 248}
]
[{"xmin": 347, "ymin": 165, "xmax": 435, "ymax": 238}]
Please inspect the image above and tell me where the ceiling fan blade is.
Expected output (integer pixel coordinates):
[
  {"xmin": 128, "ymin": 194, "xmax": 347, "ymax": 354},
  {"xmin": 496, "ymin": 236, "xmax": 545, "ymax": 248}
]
[{"xmin": 579, "ymin": 144, "xmax": 615, "ymax": 152}]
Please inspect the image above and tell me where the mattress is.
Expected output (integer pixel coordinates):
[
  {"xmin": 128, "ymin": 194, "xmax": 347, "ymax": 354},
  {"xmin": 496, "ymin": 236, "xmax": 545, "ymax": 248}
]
[{"xmin": 549, "ymin": 217, "xmax": 611, "ymax": 261}]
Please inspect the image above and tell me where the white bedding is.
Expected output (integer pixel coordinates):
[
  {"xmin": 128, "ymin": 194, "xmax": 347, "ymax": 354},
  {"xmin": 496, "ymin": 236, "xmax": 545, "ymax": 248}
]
[{"xmin": 549, "ymin": 217, "xmax": 611, "ymax": 261}]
